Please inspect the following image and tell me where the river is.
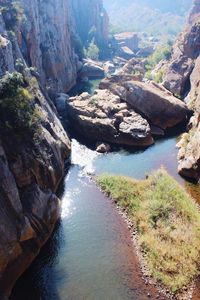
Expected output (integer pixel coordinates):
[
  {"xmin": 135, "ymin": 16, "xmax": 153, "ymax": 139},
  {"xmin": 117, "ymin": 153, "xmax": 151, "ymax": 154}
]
[{"xmin": 10, "ymin": 79, "xmax": 200, "ymax": 300}]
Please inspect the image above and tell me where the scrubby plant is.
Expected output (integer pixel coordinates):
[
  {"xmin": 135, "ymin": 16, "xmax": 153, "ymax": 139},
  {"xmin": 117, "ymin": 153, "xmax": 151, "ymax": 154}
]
[
  {"xmin": 154, "ymin": 69, "xmax": 164, "ymax": 83},
  {"xmin": 84, "ymin": 38, "xmax": 99, "ymax": 60},
  {"xmin": 0, "ymin": 72, "xmax": 39, "ymax": 132},
  {"xmin": 145, "ymin": 45, "xmax": 171, "ymax": 73}
]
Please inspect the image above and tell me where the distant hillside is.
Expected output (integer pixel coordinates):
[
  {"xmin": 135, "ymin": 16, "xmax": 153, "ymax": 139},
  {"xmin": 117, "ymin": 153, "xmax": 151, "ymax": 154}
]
[{"xmin": 104, "ymin": 0, "xmax": 191, "ymax": 37}]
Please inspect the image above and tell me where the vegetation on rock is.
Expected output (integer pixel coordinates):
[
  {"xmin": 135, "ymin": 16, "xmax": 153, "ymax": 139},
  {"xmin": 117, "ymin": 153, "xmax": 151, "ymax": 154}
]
[
  {"xmin": 0, "ymin": 72, "xmax": 40, "ymax": 132},
  {"xmin": 84, "ymin": 39, "xmax": 100, "ymax": 60},
  {"xmin": 97, "ymin": 169, "xmax": 200, "ymax": 294}
]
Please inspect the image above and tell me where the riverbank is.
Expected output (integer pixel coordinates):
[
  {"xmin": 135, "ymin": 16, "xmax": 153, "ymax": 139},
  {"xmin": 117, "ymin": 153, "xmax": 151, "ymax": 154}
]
[{"xmin": 97, "ymin": 169, "xmax": 200, "ymax": 299}]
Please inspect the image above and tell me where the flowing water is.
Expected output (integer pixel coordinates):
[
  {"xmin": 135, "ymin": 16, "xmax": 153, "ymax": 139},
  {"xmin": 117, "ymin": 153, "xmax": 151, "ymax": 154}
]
[
  {"xmin": 11, "ymin": 134, "xmax": 200, "ymax": 300},
  {"xmin": 10, "ymin": 77, "xmax": 200, "ymax": 299}
]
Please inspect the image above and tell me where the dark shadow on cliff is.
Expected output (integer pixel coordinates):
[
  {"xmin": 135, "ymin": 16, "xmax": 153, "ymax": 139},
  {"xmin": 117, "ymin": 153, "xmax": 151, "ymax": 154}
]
[{"xmin": 10, "ymin": 221, "xmax": 66, "ymax": 300}]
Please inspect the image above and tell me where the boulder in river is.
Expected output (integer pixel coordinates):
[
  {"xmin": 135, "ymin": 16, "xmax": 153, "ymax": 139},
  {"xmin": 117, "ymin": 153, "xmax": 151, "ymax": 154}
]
[
  {"xmin": 67, "ymin": 89, "xmax": 154, "ymax": 147},
  {"xmin": 100, "ymin": 76, "xmax": 192, "ymax": 130},
  {"xmin": 96, "ymin": 142, "xmax": 111, "ymax": 153}
]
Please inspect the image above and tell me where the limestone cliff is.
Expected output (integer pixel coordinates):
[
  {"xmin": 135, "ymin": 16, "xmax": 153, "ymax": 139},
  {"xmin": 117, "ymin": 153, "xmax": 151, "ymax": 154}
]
[{"xmin": 164, "ymin": 0, "xmax": 200, "ymax": 181}]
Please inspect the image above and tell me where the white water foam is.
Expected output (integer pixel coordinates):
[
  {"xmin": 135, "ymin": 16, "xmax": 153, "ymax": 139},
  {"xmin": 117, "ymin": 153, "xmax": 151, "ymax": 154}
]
[{"xmin": 71, "ymin": 139, "xmax": 99, "ymax": 176}]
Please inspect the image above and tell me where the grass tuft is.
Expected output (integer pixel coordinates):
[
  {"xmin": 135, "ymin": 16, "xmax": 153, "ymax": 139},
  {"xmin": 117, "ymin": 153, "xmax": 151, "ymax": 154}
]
[{"xmin": 97, "ymin": 169, "xmax": 200, "ymax": 294}]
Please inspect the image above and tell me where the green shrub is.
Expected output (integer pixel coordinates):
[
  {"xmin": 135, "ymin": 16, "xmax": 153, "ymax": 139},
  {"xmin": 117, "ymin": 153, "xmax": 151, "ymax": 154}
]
[
  {"xmin": 84, "ymin": 39, "xmax": 99, "ymax": 60},
  {"xmin": 0, "ymin": 72, "xmax": 38, "ymax": 131},
  {"xmin": 154, "ymin": 69, "xmax": 164, "ymax": 83},
  {"xmin": 146, "ymin": 45, "xmax": 171, "ymax": 69}
]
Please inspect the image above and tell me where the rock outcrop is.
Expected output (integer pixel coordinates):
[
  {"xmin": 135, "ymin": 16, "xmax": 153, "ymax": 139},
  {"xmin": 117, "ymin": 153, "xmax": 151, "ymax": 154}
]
[
  {"xmin": 163, "ymin": 1, "xmax": 200, "ymax": 96},
  {"xmin": 67, "ymin": 70, "xmax": 191, "ymax": 148},
  {"xmin": 100, "ymin": 76, "xmax": 191, "ymax": 130},
  {"xmin": 0, "ymin": 79, "xmax": 71, "ymax": 298},
  {"xmin": 71, "ymin": 0, "xmax": 109, "ymax": 47},
  {"xmin": 67, "ymin": 90, "xmax": 153, "ymax": 147},
  {"xmin": 113, "ymin": 32, "xmax": 139, "ymax": 59},
  {"xmin": 18, "ymin": 0, "xmax": 78, "ymax": 93},
  {"xmin": 163, "ymin": 0, "xmax": 200, "ymax": 181},
  {"xmin": 78, "ymin": 59, "xmax": 105, "ymax": 80},
  {"xmin": 177, "ymin": 57, "xmax": 200, "ymax": 181}
]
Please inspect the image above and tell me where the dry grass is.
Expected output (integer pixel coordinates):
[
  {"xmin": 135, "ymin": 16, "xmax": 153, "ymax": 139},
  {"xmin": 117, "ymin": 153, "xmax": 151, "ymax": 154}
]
[{"xmin": 97, "ymin": 169, "xmax": 200, "ymax": 294}]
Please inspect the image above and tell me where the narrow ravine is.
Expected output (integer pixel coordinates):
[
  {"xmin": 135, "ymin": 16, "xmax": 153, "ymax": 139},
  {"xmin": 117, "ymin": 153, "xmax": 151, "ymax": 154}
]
[{"xmin": 10, "ymin": 134, "xmax": 200, "ymax": 300}]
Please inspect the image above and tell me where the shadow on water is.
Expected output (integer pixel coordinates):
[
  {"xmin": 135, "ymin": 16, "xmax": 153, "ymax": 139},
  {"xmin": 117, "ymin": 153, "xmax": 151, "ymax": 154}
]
[
  {"xmin": 10, "ymin": 127, "xmax": 200, "ymax": 300},
  {"xmin": 10, "ymin": 221, "xmax": 65, "ymax": 300}
]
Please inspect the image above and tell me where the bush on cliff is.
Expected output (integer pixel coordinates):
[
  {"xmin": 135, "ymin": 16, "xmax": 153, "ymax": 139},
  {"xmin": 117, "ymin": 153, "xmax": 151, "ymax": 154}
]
[
  {"xmin": 84, "ymin": 39, "xmax": 100, "ymax": 60},
  {"xmin": 97, "ymin": 169, "xmax": 200, "ymax": 294},
  {"xmin": 0, "ymin": 72, "xmax": 38, "ymax": 132}
]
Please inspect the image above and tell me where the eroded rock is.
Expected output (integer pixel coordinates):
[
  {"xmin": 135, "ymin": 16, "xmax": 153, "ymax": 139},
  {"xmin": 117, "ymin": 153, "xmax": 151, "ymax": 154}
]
[{"xmin": 67, "ymin": 89, "xmax": 153, "ymax": 147}]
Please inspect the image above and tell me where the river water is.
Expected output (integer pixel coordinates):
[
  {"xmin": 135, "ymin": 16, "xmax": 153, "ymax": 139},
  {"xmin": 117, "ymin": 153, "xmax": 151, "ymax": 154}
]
[{"xmin": 10, "ymin": 79, "xmax": 200, "ymax": 300}]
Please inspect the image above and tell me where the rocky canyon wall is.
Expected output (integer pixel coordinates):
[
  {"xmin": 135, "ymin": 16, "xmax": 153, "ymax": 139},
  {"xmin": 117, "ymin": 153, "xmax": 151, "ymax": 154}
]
[
  {"xmin": 71, "ymin": 0, "xmax": 109, "ymax": 47},
  {"xmin": 164, "ymin": 0, "xmax": 200, "ymax": 181},
  {"xmin": 1, "ymin": 0, "xmax": 109, "ymax": 93},
  {"xmin": 0, "ymin": 0, "xmax": 108, "ymax": 298}
]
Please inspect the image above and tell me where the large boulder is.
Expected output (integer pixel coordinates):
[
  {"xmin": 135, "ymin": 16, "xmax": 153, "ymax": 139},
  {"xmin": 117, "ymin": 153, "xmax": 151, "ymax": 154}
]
[
  {"xmin": 100, "ymin": 76, "xmax": 192, "ymax": 130},
  {"xmin": 114, "ymin": 32, "xmax": 139, "ymax": 52},
  {"xmin": 67, "ymin": 89, "xmax": 154, "ymax": 147},
  {"xmin": 123, "ymin": 81, "xmax": 192, "ymax": 129},
  {"xmin": 78, "ymin": 59, "xmax": 105, "ymax": 80}
]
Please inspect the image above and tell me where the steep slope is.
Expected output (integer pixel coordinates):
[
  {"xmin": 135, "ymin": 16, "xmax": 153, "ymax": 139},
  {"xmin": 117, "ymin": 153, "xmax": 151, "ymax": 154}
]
[
  {"xmin": 1, "ymin": 0, "xmax": 109, "ymax": 93},
  {"xmin": 164, "ymin": 0, "xmax": 200, "ymax": 181},
  {"xmin": 18, "ymin": 0, "xmax": 78, "ymax": 92},
  {"xmin": 104, "ymin": 0, "xmax": 191, "ymax": 37},
  {"xmin": 71, "ymin": 0, "xmax": 109, "ymax": 47},
  {"xmin": 0, "ymin": 10, "xmax": 71, "ymax": 298}
]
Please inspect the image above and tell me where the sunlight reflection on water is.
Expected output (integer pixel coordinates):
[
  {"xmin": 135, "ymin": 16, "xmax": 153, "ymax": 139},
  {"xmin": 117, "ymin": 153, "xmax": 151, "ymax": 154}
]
[
  {"xmin": 71, "ymin": 139, "xmax": 99, "ymax": 176},
  {"xmin": 61, "ymin": 140, "xmax": 99, "ymax": 219}
]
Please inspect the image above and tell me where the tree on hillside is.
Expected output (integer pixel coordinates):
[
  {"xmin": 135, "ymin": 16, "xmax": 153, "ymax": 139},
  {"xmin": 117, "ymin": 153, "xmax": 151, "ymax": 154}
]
[{"xmin": 84, "ymin": 39, "xmax": 99, "ymax": 60}]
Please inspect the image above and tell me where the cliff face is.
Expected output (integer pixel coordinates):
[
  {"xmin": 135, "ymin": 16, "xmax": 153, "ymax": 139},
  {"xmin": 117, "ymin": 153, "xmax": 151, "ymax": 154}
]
[
  {"xmin": 1, "ymin": 0, "xmax": 109, "ymax": 93},
  {"xmin": 0, "ymin": 0, "xmax": 108, "ymax": 297},
  {"xmin": 163, "ymin": 0, "xmax": 200, "ymax": 96},
  {"xmin": 164, "ymin": 0, "xmax": 200, "ymax": 181},
  {"xmin": 71, "ymin": 0, "xmax": 109, "ymax": 47},
  {"xmin": 177, "ymin": 57, "xmax": 200, "ymax": 182},
  {"xmin": 18, "ymin": 0, "xmax": 78, "ymax": 93},
  {"xmin": 0, "ymin": 11, "xmax": 71, "ymax": 297},
  {"xmin": 0, "ymin": 84, "xmax": 71, "ymax": 298}
]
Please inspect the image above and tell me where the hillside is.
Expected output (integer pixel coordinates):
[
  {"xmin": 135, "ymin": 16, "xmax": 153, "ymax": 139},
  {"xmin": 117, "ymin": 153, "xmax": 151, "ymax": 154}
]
[{"xmin": 104, "ymin": 0, "xmax": 191, "ymax": 38}]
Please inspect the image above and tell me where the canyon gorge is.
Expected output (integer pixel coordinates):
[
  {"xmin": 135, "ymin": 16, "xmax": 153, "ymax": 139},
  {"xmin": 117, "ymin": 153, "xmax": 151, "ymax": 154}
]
[{"xmin": 0, "ymin": 0, "xmax": 200, "ymax": 299}]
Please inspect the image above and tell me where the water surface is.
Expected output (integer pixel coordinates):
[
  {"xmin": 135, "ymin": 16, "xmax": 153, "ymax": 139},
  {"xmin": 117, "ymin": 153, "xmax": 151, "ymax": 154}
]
[{"xmin": 11, "ymin": 136, "xmax": 200, "ymax": 300}]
